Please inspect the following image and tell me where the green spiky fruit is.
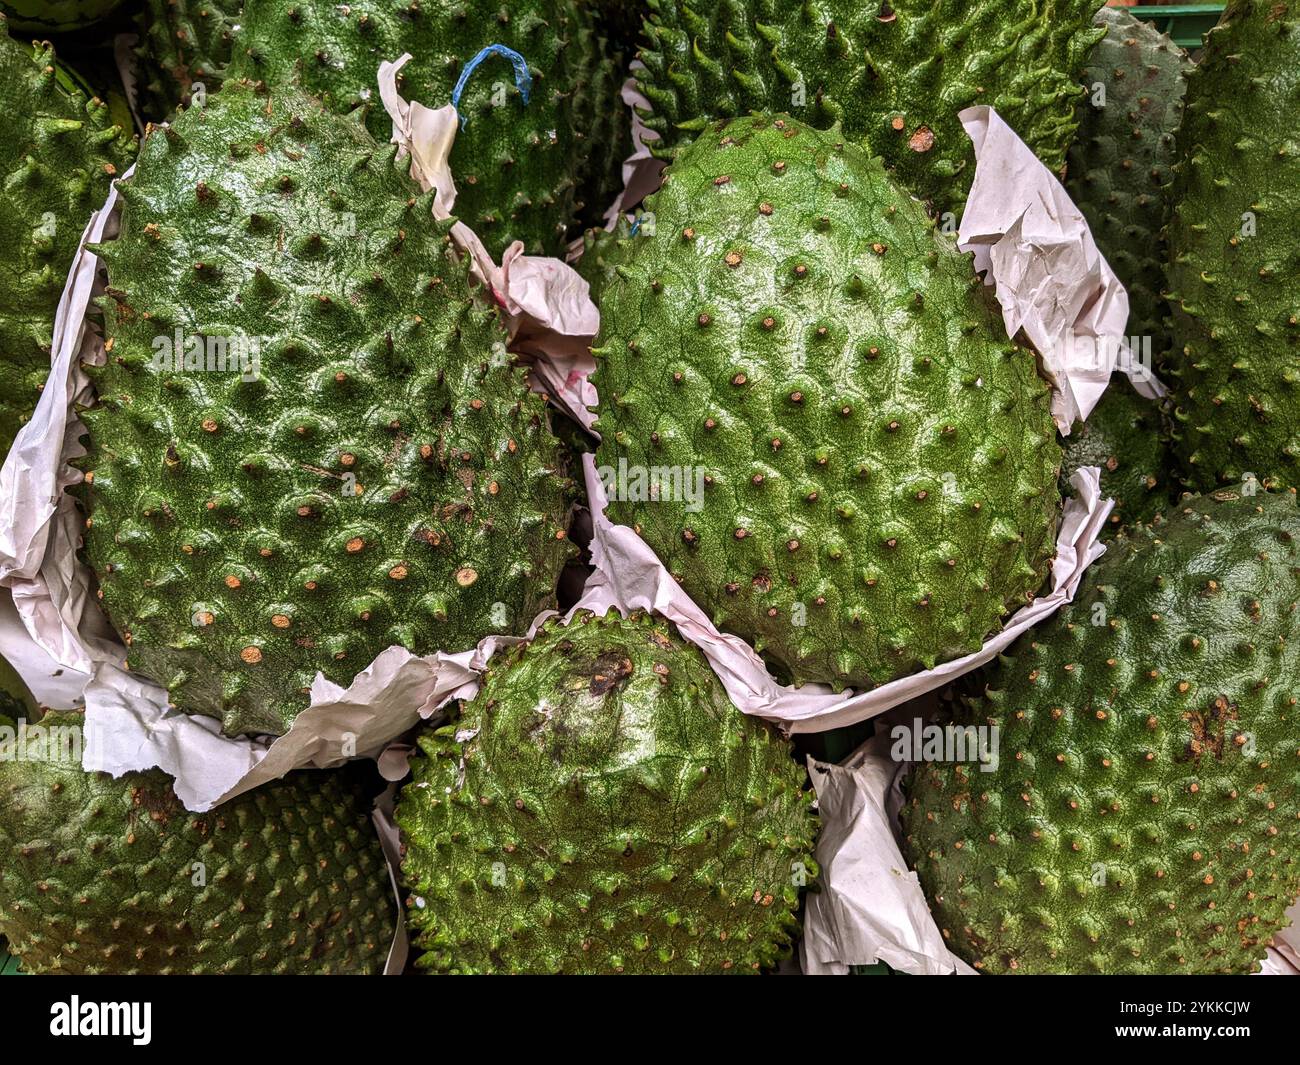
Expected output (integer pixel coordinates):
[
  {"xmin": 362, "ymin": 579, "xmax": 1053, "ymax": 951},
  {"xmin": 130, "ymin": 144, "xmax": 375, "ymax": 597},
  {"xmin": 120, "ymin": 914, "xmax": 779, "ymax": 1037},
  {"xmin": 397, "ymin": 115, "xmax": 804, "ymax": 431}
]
[
  {"xmin": 590, "ymin": 115, "xmax": 1062, "ymax": 689},
  {"xmin": 77, "ymin": 81, "xmax": 574, "ymax": 737},
  {"xmin": 903, "ymin": 490, "xmax": 1300, "ymax": 974},
  {"xmin": 0, "ymin": 714, "xmax": 395, "ymax": 975},
  {"xmin": 1061, "ymin": 375, "xmax": 1171, "ymax": 535},
  {"xmin": 397, "ymin": 608, "xmax": 818, "ymax": 974},
  {"xmin": 232, "ymin": 0, "xmax": 615, "ymax": 259},
  {"xmin": 635, "ymin": 0, "xmax": 1106, "ymax": 211},
  {"xmin": 0, "ymin": 31, "xmax": 133, "ymax": 456},
  {"xmin": 133, "ymin": 0, "xmax": 244, "ymax": 119},
  {"xmin": 0, "ymin": 0, "xmax": 124, "ymax": 31},
  {"xmin": 1065, "ymin": 7, "xmax": 1190, "ymax": 347},
  {"xmin": 1165, "ymin": 1, "xmax": 1300, "ymax": 491}
]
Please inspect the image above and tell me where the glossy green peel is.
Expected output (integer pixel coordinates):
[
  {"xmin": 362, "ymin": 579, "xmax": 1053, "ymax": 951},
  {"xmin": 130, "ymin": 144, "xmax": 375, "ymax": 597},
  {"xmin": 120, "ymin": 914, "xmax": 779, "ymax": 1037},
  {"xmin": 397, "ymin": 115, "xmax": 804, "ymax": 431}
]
[
  {"xmin": 1065, "ymin": 6, "xmax": 1190, "ymax": 349},
  {"xmin": 0, "ymin": 31, "xmax": 133, "ymax": 455},
  {"xmin": 233, "ymin": 0, "xmax": 617, "ymax": 258}
]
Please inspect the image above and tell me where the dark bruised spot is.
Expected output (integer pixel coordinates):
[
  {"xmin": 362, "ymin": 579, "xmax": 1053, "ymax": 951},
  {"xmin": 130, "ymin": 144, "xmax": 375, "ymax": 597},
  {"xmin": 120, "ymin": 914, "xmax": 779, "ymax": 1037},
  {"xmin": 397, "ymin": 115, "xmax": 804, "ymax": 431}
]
[{"xmin": 589, "ymin": 652, "xmax": 635, "ymax": 696}]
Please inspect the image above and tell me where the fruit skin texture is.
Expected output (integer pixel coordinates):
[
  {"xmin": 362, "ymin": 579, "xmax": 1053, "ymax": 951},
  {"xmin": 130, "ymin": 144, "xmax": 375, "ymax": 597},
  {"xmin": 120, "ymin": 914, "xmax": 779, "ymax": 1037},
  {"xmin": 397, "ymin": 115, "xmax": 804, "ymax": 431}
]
[
  {"xmin": 233, "ymin": 0, "xmax": 613, "ymax": 259},
  {"xmin": 1165, "ymin": 1, "xmax": 1300, "ymax": 491},
  {"xmin": 1060, "ymin": 375, "xmax": 1171, "ymax": 536},
  {"xmin": 0, "ymin": 652, "xmax": 38, "ymax": 730},
  {"xmin": 0, "ymin": 1, "xmax": 123, "ymax": 31},
  {"xmin": 1065, "ymin": 6, "xmax": 1190, "ymax": 349},
  {"xmin": 0, "ymin": 32, "xmax": 133, "ymax": 456},
  {"xmin": 903, "ymin": 491, "xmax": 1300, "ymax": 974},
  {"xmin": 134, "ymin": 0, "xmax": 244, "ymax": 118},
  {"xmin": 635, "ymin": 0, "xmax": 1106, "ymax": 210},
  {"xmin": 397, "ymin": 609, "xmax": 817, "ymax": 974},
  {"xmin": 78, "ymin": 81, "xmax": 573, "ymax": 737},
  {"xmin": 590, "ymin": 115, "xmax": 1061, "ymax": 690},
  {"xmin": 0, "ymin": 714, "xmax": 395, "ymax": 975}
]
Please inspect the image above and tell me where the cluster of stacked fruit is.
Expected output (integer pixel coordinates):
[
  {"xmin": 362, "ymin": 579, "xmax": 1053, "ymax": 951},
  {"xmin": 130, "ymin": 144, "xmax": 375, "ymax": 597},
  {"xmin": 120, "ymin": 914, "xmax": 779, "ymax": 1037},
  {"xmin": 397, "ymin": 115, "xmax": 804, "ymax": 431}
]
[{"xmin": 0, "ymin": 0, "xmax": 1295, "ymax": 975}]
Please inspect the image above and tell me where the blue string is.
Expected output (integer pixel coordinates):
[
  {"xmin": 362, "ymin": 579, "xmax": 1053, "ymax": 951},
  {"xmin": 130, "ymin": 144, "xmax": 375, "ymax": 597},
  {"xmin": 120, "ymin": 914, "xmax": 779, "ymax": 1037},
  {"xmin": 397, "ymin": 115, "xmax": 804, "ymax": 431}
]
[{"xmin": 451, "ymin": 44, "xmax": 532, "ymax": 130}]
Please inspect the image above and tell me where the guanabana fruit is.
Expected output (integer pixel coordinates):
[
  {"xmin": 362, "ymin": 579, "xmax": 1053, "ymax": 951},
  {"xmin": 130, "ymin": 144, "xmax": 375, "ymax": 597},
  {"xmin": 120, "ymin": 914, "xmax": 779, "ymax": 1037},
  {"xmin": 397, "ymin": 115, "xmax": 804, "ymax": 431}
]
[
  {"xmin": 1165, "ymin": 0, "xmax": 1300, "ymax": 491},
  {"xmin": 0, "ymin": 0, "xmax": 124, "ymax": 31},
  {"xmin": 133, "ymin": 0, "xmax": 244, "ymax": 119},
  {"xmin": 397, "ymin": 608, "xmax": 817, "ymax": 974},
  {"xmin": 232, "ymin": 0, "xmax": 615, "ymax": 259},
  {"xmin": 1065, "ymin": 7, "xmax": 1190, "ymax": 348},
  {"xmin": 1061, "ymin": 375, "xmax": 1171, "ymax": 535},
  {"xmin": 77, "ymin": 80, "xmax": 574, "ymax": 738},
  {"xmin": 590, "ymin": 115, "xmax": 1062, "ymax": 690},
  {"xmin": 903, "ymin": 490, "xmax": 1300, "ymax": 974},
  {"xmin": 635, "ymin": 0, "xmax": 1107, "ymax": 211},
  {"xmin": 0, "ymin": 31, "xmax": 133, "ymax": 456},
  {"xmin": 0, "ymin": 714, "xmax": 395, "ymax": 975}
]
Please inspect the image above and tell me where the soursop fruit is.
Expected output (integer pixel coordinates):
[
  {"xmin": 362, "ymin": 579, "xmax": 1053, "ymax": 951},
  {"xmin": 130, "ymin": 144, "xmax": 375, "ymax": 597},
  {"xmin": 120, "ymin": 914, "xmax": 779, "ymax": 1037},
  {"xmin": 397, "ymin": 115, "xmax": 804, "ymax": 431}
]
[
  {"xmin": 397, "ymin": 608, "xmax": 817, "ymax": 974},
  {"xmin": 0, "ymin": 30, "xmax": 133, "ymax": 456},
  {"xmin": 635, "ymin": 0, "xmax": 1107, "ymax": 211},
  {"xmin": 590, "ymin": 115, "xmax": 1062, "ymax": 690},
  {"xmin": 133, "ymin": 0, "xmax": 244, "ymax": 119},
  {"xmin": 0, "ymin": 0, "xmax": 124, "ymax": 31},
  {"xmin": 1165, "ymin": 0, "xmax": 1300, "ymax": 491},
  {"xmin": 77, "ymin": 80, "xmax": 574, "ymax": 737},
  {"xmin": 233, "ymin": 0, "xmax": 615, "ymax": 259},
  {"xmin": 1061, "ymin": 376, "xmax": 1171, "ymax": 535},
  {"xmin": 903, "ymin": 490, "xmax": 1300, "ymax": 974},
  {"xmin": 1066, "ymin": 7, "xmax": 1190, "ymax": 349},
  {"xmin": 0, "ymin": 714, "xmax": 395, "ymax": 975}
]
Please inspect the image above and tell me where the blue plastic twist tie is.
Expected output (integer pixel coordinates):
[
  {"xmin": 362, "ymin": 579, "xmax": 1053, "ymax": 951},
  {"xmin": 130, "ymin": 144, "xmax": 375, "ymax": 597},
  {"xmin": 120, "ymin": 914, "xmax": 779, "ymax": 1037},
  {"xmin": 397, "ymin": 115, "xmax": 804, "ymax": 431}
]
[{"xmin": 452, "ymin": 44, "xmax": 532, "ymax": 130}]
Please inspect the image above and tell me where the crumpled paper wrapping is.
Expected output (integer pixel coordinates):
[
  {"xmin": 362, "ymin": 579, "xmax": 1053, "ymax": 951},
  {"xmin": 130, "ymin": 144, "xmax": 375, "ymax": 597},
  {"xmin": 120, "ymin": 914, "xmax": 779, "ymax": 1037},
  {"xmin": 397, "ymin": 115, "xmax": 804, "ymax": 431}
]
[
  {"xmin": 957, "ymin": 106, "xmax": 1167, "ymax": 431},
  {"xmin": 600, "ymin": 69, "xmax": 668, "ymax": 232},
  {"xmin": 377, "ymin": 54, "xmax": 599, "ymax": 425},
  {"xmin": 800, "ymin": 713, "xmax": 974, "ymax": 976}
]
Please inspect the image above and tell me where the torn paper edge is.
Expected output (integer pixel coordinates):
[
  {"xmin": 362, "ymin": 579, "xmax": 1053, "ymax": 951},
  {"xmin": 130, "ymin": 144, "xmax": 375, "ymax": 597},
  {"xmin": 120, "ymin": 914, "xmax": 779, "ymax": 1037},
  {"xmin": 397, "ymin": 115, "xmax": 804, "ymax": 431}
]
[{"xmin": 957, "ymin": 105, "xmax": 1169, "ymax": 430}]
